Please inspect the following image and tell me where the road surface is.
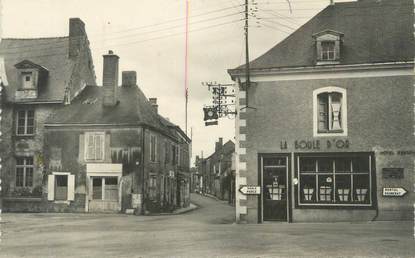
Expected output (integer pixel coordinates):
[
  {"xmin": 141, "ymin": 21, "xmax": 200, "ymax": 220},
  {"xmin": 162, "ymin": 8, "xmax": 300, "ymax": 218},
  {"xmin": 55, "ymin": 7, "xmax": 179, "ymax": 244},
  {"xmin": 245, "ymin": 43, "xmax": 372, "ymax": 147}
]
[{"xmin": 1, "ymin": 194, "xmax": 414, "ymax": 257}]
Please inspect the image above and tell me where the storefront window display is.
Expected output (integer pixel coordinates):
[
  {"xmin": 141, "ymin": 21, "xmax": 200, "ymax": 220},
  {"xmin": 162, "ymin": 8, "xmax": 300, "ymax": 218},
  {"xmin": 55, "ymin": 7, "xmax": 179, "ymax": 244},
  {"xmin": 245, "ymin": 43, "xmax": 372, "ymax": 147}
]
[{"xmin": 297, "ymin": 153, "xmax": 373, "ymax": 207}]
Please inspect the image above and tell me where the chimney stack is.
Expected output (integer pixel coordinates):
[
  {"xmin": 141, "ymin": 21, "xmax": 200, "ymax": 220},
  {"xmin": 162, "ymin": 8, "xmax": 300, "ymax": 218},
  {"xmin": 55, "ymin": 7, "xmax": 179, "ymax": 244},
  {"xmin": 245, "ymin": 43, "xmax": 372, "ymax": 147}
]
[
  {"xmin": 215, "ymin": 137, "xmax": 223, "ymax": 152},
  {"xmin": 122, "ymin": 71, "xmax": 137, "ymax": 87},
  {"xmin": 69, "ymin": 18, "xmax": 86, "ymax": 58},
  {"xmin": 149, "ymin": 98, "xmax": 158, "ymax": 113},
  {"xmin": 102, "ymin": 50, "xmax": 119, "ymax": 107}
]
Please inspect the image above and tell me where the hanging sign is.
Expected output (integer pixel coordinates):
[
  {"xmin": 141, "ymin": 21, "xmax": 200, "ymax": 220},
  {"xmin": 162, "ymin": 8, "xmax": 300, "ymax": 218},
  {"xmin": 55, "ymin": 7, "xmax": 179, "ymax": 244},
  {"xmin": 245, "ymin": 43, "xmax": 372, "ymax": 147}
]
[
  {"xmin": 382, "ymin": 187, "xmax": 407, "ymax": 197},
  {"xmin": 239, "ymin": 185, "xmax": 261, "ymax": 195}
]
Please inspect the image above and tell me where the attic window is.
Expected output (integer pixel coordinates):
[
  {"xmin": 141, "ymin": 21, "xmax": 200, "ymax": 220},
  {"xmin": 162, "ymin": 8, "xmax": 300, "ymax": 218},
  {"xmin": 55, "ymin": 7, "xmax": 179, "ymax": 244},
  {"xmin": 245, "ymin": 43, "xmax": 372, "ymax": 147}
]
[
  {"xmin": 22, "ymin": 72, "xmax": 33, "ymax": 89},
  {"xmin": 313, "ymin": 30, "xmax": 343, "ymax": 65},
  {"xmin": 321, "ymin": 41, "xmax": 336, "ymax": 61}
]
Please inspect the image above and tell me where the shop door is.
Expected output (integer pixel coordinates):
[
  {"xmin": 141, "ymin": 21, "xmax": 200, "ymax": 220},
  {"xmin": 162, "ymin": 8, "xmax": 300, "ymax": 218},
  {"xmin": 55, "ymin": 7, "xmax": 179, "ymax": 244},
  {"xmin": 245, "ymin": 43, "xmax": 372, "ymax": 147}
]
[{"xmin": 261, "ymin": 156, "xmax": 288, "ymax": 221}]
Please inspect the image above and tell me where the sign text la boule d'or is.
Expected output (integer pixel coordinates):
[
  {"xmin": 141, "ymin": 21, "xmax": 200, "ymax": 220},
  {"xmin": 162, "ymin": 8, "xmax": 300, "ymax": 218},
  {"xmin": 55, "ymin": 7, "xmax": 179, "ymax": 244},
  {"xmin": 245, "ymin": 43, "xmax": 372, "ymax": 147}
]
[
  {"xmin": 382, "ymin": 187, "xmax": 407, "ymax": 197},
  {"xmin": 239, "ymin": 185, "xmax": 261, "ymax": 195}
]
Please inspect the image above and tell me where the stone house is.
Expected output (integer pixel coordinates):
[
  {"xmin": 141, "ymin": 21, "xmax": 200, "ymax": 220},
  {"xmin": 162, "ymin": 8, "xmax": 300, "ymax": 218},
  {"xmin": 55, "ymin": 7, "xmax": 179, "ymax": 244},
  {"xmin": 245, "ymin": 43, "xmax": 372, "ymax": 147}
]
[
  {"xmin": 228, "ymin": 0, "xmax": 414, "ymax": 223},
  {"xmin": 0, "ymin": 18, "xmax": 96, "ymax": 211},
  {"xmin": 42, "ymin": 51, "xmax": 191, "ymax": 213},
  {"xmin": 200, "ymin": 138, "xmax": 235, "ymax": 203}
]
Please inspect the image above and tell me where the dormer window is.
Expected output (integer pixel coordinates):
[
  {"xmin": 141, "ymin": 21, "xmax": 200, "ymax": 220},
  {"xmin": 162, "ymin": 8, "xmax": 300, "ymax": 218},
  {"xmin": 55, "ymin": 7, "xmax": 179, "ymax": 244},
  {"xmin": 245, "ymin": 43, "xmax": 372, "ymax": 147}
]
[
  {"xmin": 14, "ymin": 60, "xmax": 49, "ymax": 100},
  {"xmin": 22, "ymin": 72, "xmax": 33, "ymax": 89},
  {"xmin": 321, "ymin": 41, "xmax": 336, "ymax": 61},
  {"xmin": 313, "ymin": 30, "xmax": 344, "ymax": 65}
]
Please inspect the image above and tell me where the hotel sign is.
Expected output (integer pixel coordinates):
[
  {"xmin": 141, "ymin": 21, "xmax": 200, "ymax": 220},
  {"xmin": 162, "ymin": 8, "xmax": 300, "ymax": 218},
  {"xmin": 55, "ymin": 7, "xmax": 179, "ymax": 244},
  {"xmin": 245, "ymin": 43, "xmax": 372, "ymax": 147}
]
[{"xmin": 382, "ymin": 188, "xmax": 407, "ymax": 197}]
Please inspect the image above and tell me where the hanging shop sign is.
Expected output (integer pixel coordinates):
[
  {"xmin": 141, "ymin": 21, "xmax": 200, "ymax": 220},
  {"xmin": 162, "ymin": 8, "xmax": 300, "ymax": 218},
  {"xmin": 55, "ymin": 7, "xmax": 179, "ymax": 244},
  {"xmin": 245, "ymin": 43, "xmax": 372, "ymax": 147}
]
[
  {"xmin": 239, "ymin": 185, "xmax": 261, "ymax": 195},
  {"xmin": 382, "ymin": 187, "xmax": 407, "ymax": 197}
]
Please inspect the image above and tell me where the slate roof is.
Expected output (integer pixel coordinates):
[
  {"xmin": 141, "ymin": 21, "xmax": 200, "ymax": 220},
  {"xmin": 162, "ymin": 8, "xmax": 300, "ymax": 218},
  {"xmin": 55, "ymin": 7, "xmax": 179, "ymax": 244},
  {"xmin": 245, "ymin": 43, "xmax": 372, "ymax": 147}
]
[
  {"xmin": 230, "ymin": 0, "xmax": 414, "ymax": 72},
  {"xmin": 45, "ymin": 85, "xmax": 177, "ymax": 138},
  {"xmin": 0, "ymin": 37, "xmax": 75, "ymax": 102}
]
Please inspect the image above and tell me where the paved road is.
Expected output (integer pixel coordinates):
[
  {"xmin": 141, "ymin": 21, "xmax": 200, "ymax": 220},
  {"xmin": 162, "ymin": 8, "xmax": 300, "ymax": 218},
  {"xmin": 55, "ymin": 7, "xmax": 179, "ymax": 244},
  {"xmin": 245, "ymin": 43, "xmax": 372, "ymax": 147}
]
[{"xmin": 1, "ymin": 194, "xmax": 414, "ymax": 257}]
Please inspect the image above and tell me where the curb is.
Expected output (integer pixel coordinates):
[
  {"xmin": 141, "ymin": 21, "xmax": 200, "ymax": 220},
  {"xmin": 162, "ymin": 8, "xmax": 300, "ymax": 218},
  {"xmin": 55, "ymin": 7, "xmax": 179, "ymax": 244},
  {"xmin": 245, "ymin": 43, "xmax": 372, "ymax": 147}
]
[{"xmin": 145, "ymin": 203, "xmax": 199, "ymax": 216}]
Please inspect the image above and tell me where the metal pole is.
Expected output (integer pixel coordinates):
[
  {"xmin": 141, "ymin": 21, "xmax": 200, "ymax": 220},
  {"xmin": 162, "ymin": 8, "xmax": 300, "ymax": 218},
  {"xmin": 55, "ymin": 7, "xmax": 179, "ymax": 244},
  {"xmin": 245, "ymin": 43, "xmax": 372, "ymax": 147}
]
[{"xmin": 244, "ymin": 0, "xmax": 250, "ymax": 107}]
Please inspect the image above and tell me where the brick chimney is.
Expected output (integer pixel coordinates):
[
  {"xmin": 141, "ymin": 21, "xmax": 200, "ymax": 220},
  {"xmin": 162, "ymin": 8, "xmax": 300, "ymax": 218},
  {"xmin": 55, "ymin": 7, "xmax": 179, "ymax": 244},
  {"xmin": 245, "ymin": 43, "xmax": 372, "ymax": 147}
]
[
  {"xmin": 122, "ymin": 71, "xmax": 137, "ymax": 87},
  {"xmin": 69, "ymin": 18, "xmax": 86, "ymax": 58},
  {"xmin": 149, "ymin": 98, "xmax": 158, "ymax": 113},
  {"xmin": 102, "ymin": 50, "xmax": 119, "ymax": 107},
  {"xmin": 215, "ymin": 138, "xmax": 223, "ymax": 152}
]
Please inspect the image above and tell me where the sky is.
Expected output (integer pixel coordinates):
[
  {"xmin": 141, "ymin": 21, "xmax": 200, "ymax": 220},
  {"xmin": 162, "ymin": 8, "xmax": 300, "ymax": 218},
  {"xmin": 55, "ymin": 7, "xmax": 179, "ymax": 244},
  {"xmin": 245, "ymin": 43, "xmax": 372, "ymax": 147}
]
[{"xmin": 1, "ymin": 0, "xmax": 352, "ymax": 164}]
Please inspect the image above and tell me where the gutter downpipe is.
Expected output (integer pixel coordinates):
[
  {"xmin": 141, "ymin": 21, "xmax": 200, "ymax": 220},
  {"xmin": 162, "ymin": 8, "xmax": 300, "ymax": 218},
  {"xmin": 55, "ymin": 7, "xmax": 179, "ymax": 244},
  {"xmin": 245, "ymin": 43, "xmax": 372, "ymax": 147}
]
[{"xmin": 140, "ymin": 127, "xmax": 146, "ymax": 215}]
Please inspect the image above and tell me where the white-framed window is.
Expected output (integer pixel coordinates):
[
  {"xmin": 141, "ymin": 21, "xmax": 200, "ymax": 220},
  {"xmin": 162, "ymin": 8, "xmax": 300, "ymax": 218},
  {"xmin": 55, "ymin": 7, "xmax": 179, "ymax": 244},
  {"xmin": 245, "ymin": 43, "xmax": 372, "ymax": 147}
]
[
  {"xmin": 321, "ymin": 41, "xmax": 336, "ymax": 61},
  {"xmin": 15, "ymin": 157, "xmax": 34, "ymax": 187},
  {"xmin": 150, "ymin": 134, "xmax": 157, "ymax": 162},
  {"xmin": 297, "ymin": 154, "xmax": 373, "ymax": 207},
  {"xmin": 313, "ymin": 30, "xmax": 343, "ymax": 65},
  {"xmin": 92, "ymin": 177, "xmax": 118, "ymax": 201},
  {"xmin": 313, "ymin": 87, "xmax": 347, "ymax": 137},
  {"xmin": 85, "ymin": 132, "xmax": 105, "ymax": 161},
  {"xmin": 47, "ymin": 172, "xmax": 75, "ymax": 202},
  {"xmin": 16, "ymin": 109, "xmax": 35, "ymax": 135}
]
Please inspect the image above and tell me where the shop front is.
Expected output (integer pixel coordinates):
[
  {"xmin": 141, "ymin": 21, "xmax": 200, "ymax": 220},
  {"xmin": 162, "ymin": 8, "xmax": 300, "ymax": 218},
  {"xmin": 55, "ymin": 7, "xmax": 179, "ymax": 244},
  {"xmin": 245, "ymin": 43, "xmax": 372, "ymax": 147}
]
[
  {"xmin": 86, "ymin": 163, "xmax": 122, "ymax": 213},
  {"xmin": 257, "ymin": 147, "xmax": 413, "ymax": 223}
]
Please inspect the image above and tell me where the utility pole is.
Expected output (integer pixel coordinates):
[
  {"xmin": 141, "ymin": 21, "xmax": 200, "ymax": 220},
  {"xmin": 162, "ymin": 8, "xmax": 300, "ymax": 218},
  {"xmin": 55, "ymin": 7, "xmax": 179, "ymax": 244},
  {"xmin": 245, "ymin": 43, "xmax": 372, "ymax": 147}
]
[
  {"xmin": 184, "ymin": 0, "xmax": 189, "ymax": 135},
  {"xmin": 244, "ymin": 0, "xmax": 250, "ymax": 108}
]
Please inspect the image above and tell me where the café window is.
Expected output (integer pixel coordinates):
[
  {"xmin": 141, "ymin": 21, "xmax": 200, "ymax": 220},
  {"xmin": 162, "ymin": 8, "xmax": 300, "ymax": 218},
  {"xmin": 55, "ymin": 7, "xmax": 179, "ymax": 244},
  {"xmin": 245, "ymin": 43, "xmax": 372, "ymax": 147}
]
[
  {"xmin": 16, "ymin": 110, "xmax": 35, "ymax": 135},
  {"xmin": 85, "ymin": 132, "xmax": 105, "ymax": 161},
  {"xmin": 313, "ymin": 87, "xmax": 347, "ymax": 137},
  {"xmin": 297, "ymin": 154, "xmax": 373, "ymax": 207},
  {"xmin": 15, "ymin": 157, "xmax": 34, "ymax": 187},
  {"xmin": 91, "ymin": 177, "xmax": 118, "ymax": 201}
]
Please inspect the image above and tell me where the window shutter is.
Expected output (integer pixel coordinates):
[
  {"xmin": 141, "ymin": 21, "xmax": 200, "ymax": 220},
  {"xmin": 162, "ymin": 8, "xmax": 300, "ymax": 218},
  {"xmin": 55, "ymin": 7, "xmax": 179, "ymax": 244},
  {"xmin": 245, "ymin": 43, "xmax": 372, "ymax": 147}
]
[
  {"xmin": 94, "ymin": 135, "xmax": 101, "ymax": 160},
  {"xmin": 316, "ymin": 41, "xmax": 322, "ymax": 61},
  {"xmin": 87, "ymin": 134, "xmax": 95, "ymax": 160},
  {"xmin": 330, "ymin": 93, "xmax": 342, "ymax": 130},
  {"xmin": 68, "ymin": 174, "xmax": 75, "ymax": 201},
  {"xmin": 47, "ymin": 174, "xmax": 55, "ymax": 201},
  {"xmin": 334, "ymin": 40, "xmax": 340, "ymax": 60},
  {"xmin": 105, "ymin": 133, "xmax": 110, "ymax": 161},
  {"xmin": 79, "ymin": 133, "xmax": 85, "ymax": 162}
]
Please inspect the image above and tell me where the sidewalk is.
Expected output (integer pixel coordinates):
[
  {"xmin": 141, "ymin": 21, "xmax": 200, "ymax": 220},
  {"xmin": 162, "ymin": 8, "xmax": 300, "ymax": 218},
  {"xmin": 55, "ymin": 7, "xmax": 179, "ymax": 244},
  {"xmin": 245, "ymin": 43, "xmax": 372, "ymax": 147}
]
[{"xmin": 151, "ymin": 203, "xmax": 198, "ymax": 216}]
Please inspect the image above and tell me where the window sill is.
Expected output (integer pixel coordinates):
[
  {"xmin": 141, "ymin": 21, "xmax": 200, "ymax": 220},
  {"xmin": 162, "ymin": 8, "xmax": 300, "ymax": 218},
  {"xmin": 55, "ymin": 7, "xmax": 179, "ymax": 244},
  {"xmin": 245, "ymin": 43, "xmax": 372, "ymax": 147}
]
[
  {"xmin": 14, "ymin": 134, "xmax": 35, "ymax": 137},
  {"xmin": 315, "ymin": 130, "xmax": 347, "ymax": 137},
  {"xmin": 316, "ymin": 60, "xmax": 340, "ymax": 65},
  {"xmin": 54, "ymin": 200, "xmax": 70, "ymax": 204}
]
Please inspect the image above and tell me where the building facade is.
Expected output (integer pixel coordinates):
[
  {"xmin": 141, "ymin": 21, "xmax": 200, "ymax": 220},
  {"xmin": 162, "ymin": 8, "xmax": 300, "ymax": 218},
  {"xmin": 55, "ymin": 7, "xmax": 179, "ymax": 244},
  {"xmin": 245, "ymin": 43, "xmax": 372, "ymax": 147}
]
[
  {"xmin": 42, "ymin": 52, "xmax": 191, "ymax": 214},
  {"xmin": 0, "ymin": 18, "xmax": 191, "ymax": 214},
  {"xmin": 197, "ymin": 138, "xmax": 235, "ymax": 204},
  {"xmin": 0, "ymin": 18, "xmax": 97, "ymax": 211},
  {"xmin": 228, "ymin": 0, "xmax": 414, "ymax": 223}
]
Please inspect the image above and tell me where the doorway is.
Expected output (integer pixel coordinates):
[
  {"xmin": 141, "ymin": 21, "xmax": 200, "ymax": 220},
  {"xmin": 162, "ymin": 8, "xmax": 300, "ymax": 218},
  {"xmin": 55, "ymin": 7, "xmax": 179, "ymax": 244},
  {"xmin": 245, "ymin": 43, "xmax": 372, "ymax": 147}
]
[{"xmin": 260, "ymin": 155, "xmax": 290, "ymax": 222}]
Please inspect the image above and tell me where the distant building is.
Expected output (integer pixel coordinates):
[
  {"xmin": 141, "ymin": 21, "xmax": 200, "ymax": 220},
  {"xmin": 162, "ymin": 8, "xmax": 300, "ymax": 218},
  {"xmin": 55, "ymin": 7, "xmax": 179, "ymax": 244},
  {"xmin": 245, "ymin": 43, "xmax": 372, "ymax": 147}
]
[
  {"xmin": 1, "ymin": 18, "xmax": 96, "ymax": 210},
  {"xmin": 228, "ymin": 0, "xmax": 414, "ymax": 223},
  {"xmin": 197, "ymin": 138, "xmax": 235, "ymax": 204}
]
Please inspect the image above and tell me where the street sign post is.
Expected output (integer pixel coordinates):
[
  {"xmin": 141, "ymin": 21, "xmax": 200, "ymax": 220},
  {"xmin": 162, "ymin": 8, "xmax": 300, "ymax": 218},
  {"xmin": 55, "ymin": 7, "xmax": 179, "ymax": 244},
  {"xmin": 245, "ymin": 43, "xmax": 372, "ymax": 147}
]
[
  {"xmin": 382, "ymin": 187, "xmax": 407, "ymax": 197},
  {"xmin": 239, "ymin": 185, "xmax": 261, "ymax": 195}
]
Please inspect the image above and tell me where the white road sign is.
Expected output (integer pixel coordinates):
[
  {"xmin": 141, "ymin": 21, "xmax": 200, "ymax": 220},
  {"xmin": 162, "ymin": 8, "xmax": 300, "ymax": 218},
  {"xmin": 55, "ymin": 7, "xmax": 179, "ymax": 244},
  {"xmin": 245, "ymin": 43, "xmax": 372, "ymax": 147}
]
[
  {"xmin": 239, "ymin": 185, "xmax": 261, "ymax": 195},
  {"xmin": 382, "ymin": 187, "xmax": 407, "ymax": 197}
]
